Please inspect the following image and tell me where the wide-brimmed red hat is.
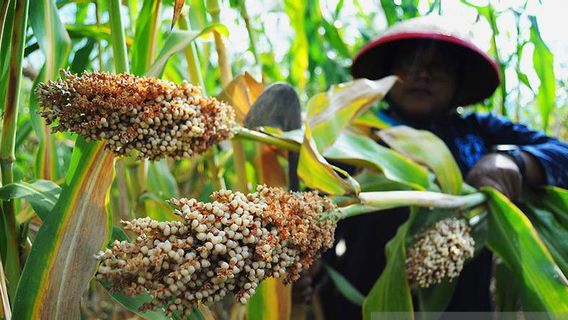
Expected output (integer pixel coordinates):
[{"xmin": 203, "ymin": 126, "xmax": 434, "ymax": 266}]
[{"xmin": 351, "ymin": 16, "xmax": 501, "ymax": 106}]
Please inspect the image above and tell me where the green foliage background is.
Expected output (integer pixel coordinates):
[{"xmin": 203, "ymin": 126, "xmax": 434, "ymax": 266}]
[{"xmin": 1, "ymin": 0, "xmax": 568, "ymax": 319}]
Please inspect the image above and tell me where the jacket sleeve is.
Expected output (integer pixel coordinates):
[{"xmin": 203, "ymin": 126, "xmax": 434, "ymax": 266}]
[{"xmin": 472, "ymin": 113, "xmax": 568, "ymax": 188}]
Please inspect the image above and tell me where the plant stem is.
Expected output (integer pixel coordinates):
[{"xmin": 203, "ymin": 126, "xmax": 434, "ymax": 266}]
[
  {"xmin": 233, "ymin": 127, "xmax": 300, "ymax": 152},
  {"xmin": 146, "ymin": 0, "xmax": 161, "ymax": 68},
  {"xmin": 206, "ymin": 0, "xmax": 248, "ymax": 192},
  {"xmin": 178, "ymin": 15, "xmax": 204, "ymax": 86},
  {"xmin": 108, "ymin": 0, "xmax": 129, "ymax": 73},
  {"xmin": 0, "ymin": 255, "xmax": 11, "ymax": 319},
  {"xmin": 206, "ymin": 0, "xmax": 231, "ymax": 86},
  {"xmin": 205, "ymin": 150, "xmax": 225, "ymax": 190},
  {"xmin": 359, "ymin": 191, "xmax": 487, "ymax": 212},
  {"xmin": 329, "ymin": 192, "xmax": 487, "ymax": 220},
  {"xmin": 178, "ymin": 14, "xmax": 226, "ymax": 190},
  {"xmin": 95, "ymin": 0, "xmax": 104, "ymax": 70},
  {"xmin": 0, "ymin": 0, "xmax": 11, "ymax": 52},
  {"xmin": 109, "ymin": 0, "xmax": 145, "ymax": 219},
  {"xmin": 0, "ymin": 0, "xmax": 29, "ymax": 300},
  {"xmin": 239, "ymin": 0, "xmax": 259, "ymax": 65},
  {"xmin": 488, "ymin": 8, "xmax": 507, "ymax": 116}
]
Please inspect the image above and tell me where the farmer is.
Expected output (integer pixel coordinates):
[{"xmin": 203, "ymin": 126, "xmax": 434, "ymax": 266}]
[{"xmin": 315, "ymin": 16, "xmax": 568, "ymax": 318}]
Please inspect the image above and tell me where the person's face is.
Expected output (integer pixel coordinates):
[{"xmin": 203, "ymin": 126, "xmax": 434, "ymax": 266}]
[{"xmin": 387, "ymin": 43, "xmax": 460, "ymax": 120}]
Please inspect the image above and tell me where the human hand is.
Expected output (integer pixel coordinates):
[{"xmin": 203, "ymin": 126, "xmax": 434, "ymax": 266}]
[{"xmin": 466, "ymin": 153, "xmax": 523, "ymax": 200}]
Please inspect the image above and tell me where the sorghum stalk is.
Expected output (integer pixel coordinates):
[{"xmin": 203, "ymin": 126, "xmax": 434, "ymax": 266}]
[
  {"xmin": 96, "ymin": 185, "xmax": 337, "ymax": 317},
  {"xmin": 146, "ymin": 0, "xmax": 162, "ymax": 69},
  {"xmin": 13, "ymin": 3, "xmax": 125, "ymax": 318},
  {"xmin": 94, "ymin": 0, "xmax": 103, "ymax": 69},
  {"xmin": 206, "ymin": 0, "xmax": 248, "ymax": 192},
  {"xmin": 239, "ymin": 0, "xmax": 260, "ymax": 66},
  {"xmin": 358, "ymin": 191, "xmax": 486, "ymax": 212},
  {"xmin": 0, "ymin": 255, "xmax": 11, "ymax": 319},
  {"xmin": 0, "ymin": 0, "xmax": 29, "ymax": 300},
  {"xmin": 233, "ymin": 127, "xmax": 300, "ymax": 152},
  {"xmin": 109, "ymin": 0, "xmax": 129, "ymax": 74},
  {"xmin": 178, "ymin": 15, "xmax": 204, "ymax": 88},
  {"xmin": 0, "ymin": 0, "xmax": 11, "ymax": 52},
  {"xmin": 179, "ymin": 14, "xmax": 226, "ymax": 190}
]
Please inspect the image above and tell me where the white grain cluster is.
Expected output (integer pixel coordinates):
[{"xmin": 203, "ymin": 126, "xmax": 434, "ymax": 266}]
[
  {"xmin": 96, "ymin": 185, "xmax": 336, "ymax": 317},
  {"xmin": 405, "ymin": 218, "xmax": 475, "ymax": 288},
  {"xmin": 36, "ymin": 70, "xmax": 235, "ymax": 160}
]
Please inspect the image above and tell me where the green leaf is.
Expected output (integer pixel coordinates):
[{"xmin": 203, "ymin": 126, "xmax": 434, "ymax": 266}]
[
  {"xmin": 529, "ymin": 16, "xmax": 556, "ymax": 132},
  {"xmin": 323, "ymin": 131, "xmax": 429, "ymax": 190},
  {"xmin": 146, "ymin": 24, "xmax": 229, "ymax": 77},
  {"xmin": 108, "ymin": 291, "xmax": 171, "ymax": 320},
  {"xmin": 247, "ymin": 278, "xmax": 292, "ymax": 320},
  {"xmin": 0, "ymin": 0, "xmax": 16, "ymax": 108},
  {"xmin": 494, "ymin": 260, "xmax": 521, "ymax": 312},
  {"xmin": 307, "ymin": 76, "xmax": 397, "ymax": 150},
  {"xmin": 111, "ymin": 226, "xmax": 130, "ymax": 243},
  {"xmin": 65, "ymin": 24, "xmax": 128, "ymax": 44},
  {"xmin": 13, "ymin": 139, "xmax": 116, "ymax": 319},
  {"xmin": 29, "ymin": 0, "xmax": 71, "ymax": 80},
  {"xmin": 416, "ymin": 279, "xmax": 457, "ymax": 314},
  {"xmin": 356, "ymin": 172, "xmax": 414, "ymax": 192},
  {"xmin": 131, "ymin": 0, "xmax": 161, "ymax": 75},
  {"xmin": 363, "ymin": 211, "xmax": 415, "ymax": 319},
  {"xmin": 537, "ymin": 187, "xmax": 568, "ymax": 229},
  {"xmin": 28, "ymin": 0, "xmax": 71, "ymax": 181},
  {"xmin": 352, "ymin": 110, "xmax": 393, "ymax": 130},
  {"xmin": 140, "ymin": 192, "xmax": 180, "ymax": 222},
  {"xmin": 379, "ymin": 0, "xmax": 399, "ymax": 26},
  {"xmin": 378, "ymin": 126, "xmax": 462, "ymax": 195},
  {"xmin": 147, "ymin": 160, "xmax": 178, "ymax": 198},
  {"xmin": 321, "ymin": 19, "xmax": 350, "ymax": 59},
  {"xmin": 324, "ymin": 264, "xmax": 365, "ymax": 306},
  {"xmin": 298, "ymin": 124, "xmax": 359, "ymax": 196},
  {"xmin": 0, "ymin": 180, "xmax": 60, "ymax": 221},
  {"xmin": 520, "ymin": 188, "xmax": 568, "ymax": 276},
  {"xmin": 70, "ymin": 38, "xmax": 96, "ymax": 74},
  {"xmin": 284, "ymin": 0, "xmax": 308, "ymax": 90},
  {"xmin": 484, "ymin": 188, "xmax": 568, "ymax": 312}
]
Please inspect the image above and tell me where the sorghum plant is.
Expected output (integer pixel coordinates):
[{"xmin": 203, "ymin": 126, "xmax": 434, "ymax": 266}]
[
  {"xmin": 96, "ymin": 185, "xmax": 336, "ymax": 316},
  {"xmin": 405, "ymin": 218, "xmax": 475, "ymax": 288},
  {"xmin": 36, "ymin": 70, "xmax": 236, "ymax": 160}
]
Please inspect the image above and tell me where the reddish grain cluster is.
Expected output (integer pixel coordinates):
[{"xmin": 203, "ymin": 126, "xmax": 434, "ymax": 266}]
[
  {"xmin": 36, "ymin": 71, "xmax": 235, "ymax": 160},
  {"xmin": 96, "ymin": 185, "xmax": 336, "ymax": 317}
]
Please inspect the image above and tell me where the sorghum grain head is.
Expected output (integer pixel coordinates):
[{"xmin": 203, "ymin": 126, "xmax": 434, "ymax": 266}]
[
  {"xmin": 96, "ymin": 185, "xmax": 336, "ymax": 316},
  {"xmin": 405, "ymin": 218, "xmax": 475, "ymax": 288},
  {"xmin": 36, "ymin": 70, "xmax": 236, "ymax": 160}
]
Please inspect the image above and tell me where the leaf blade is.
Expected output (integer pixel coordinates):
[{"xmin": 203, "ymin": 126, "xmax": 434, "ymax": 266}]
[
  {"xmin": 378, "ymin": 126, "xmax": 462, "ymax": 194},
  {"xmin": 484, "ymin": 188, "xmax": 568, "ymax": 312},
  {"xmin": 0, "ymin": 180, "xmax": 60, "ymax": 220},
  {"xmin": 13, "ymin": 139, "xmax": 116, "ymax": 319}
]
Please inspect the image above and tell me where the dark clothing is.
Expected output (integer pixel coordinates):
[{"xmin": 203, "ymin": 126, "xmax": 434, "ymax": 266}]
[
  {"xmin": 319, "ymin": 110, "xmax": 568, "ymax": 319},
  {"xmin": 377, "ymin": 110, "xmax": 568, "ymax": 188}
]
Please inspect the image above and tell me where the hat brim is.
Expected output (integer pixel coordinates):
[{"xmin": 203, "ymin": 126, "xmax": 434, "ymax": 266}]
[{"xmin": 351, "ymin": 32, "xmax": 501, "ymax": 107}]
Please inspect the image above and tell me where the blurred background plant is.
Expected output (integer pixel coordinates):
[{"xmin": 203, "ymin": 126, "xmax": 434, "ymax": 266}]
[{"xmin": 0, "ymin": 0, "xmax": 567, "ymax": 319}]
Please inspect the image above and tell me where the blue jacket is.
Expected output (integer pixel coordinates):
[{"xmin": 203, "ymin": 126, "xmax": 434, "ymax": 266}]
[{"xmin": 378, "ymin": 110, "xmax": 568, "ymax": 188}]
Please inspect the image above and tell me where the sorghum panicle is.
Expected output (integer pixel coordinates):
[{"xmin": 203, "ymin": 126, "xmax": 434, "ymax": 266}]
[
  {"xmin": 405, "ymin": 218, "xmax": 475, "ymax": 288},
  {"xmin": 96, "ymin": 185, "xmax": 336, "ymax": 317},
  {"xmin": 36, "ymin": 71, "xmax": 235, "ymax": 160}
]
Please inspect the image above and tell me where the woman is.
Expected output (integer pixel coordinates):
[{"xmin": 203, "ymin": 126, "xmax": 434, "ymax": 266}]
[{"xmin": 317, "ymin": 15, "xmax": 568, "ymax": 318}]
